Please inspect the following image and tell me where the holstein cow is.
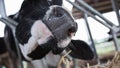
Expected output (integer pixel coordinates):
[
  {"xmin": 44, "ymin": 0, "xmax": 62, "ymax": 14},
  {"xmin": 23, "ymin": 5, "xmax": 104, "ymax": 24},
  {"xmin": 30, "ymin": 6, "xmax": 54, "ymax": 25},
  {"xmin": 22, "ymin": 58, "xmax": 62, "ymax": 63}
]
[{"xmin": 3, "ymin": 0, "xmax": 94, "ymax": 68}]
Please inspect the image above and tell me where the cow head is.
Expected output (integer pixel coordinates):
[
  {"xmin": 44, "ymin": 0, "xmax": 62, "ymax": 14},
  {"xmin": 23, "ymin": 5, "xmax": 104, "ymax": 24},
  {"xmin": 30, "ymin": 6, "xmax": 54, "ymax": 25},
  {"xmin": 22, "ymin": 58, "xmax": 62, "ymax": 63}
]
[
  {"xmin": 15, "ymin": 3, "xmax": 77, "ymax": 60},
  {"xmin": 43, "ymin": 5, "xmax": 78, "ymax": 54}
]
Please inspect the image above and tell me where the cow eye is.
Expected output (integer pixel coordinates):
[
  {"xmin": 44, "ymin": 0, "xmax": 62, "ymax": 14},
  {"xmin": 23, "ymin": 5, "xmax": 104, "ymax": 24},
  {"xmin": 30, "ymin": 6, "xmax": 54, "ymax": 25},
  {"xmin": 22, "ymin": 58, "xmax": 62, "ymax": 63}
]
[
  {"xmin": 55, "ymin": 13, "xmax": 62, "ymax": 17},
  {"xmin": 47, "ymin": 0, "xmax": 53, "ymax": 5},
  {"xmin": 48, "ymin": 17, "xmax": 51, "ymax": 21}
]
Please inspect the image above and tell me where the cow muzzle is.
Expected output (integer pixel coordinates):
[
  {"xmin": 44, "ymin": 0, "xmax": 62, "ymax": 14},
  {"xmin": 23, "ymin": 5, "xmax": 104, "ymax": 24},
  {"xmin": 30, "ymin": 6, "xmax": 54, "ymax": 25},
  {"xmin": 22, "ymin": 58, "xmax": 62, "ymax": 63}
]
[{"xmin": 43, "ymin": 5, "xmax": 78, "ymax": 42}]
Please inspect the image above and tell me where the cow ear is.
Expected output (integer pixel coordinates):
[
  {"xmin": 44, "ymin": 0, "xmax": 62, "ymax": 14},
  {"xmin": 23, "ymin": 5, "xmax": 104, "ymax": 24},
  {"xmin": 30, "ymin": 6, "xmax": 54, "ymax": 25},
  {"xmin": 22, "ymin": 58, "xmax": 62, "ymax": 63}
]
[{"xmin": 67, "ymin": 40, "xmax": 94, "ymax": 60}]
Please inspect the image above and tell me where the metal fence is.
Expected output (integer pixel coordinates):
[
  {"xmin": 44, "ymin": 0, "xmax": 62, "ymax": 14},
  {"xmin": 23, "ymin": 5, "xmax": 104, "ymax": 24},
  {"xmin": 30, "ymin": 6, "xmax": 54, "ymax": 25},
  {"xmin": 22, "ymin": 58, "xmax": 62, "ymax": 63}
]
[
  {"xmin": 66, "ymin": 0, "xmax": 120, "ymax": 64},
  {"xmin": 0, "ymin": 0, "xmax": 23, "ymax": 68}
]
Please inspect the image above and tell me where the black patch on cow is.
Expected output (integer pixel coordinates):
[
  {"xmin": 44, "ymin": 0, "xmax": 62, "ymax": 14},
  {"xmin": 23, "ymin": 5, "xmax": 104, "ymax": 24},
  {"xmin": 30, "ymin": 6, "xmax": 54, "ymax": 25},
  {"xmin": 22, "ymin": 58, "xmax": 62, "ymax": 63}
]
[
  {"xmin": 15, "ymin": 19, "xmax": 35, "ymax": 45},
  {"xmin": 0, "ymin": 38, "xmax": 7, "ymax": 54},
  {"xmin": 67, "ymin": 40, "xmax": 94, "ymax": 60},
  {"xmin": 52, "ymin": 46, "xmax": 64, "ymax": 54},
  {"xmin": 27, "ymin": 36, "xmax": 57, "ymax": 60}
]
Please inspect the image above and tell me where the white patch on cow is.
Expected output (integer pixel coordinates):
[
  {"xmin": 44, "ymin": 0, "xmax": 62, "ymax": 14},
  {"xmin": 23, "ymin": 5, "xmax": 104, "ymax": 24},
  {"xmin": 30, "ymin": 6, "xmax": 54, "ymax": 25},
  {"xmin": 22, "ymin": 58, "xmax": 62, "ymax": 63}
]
[
  {"xmin": 19, "ymin": 35, "xmax": 40, "ymax": 60},
  {"xmin": 19, "ymin": 44, "xmax": 33, "ymax": 61},
  {"xmin": 31, "ymin": 20, "xmax": 53, "ymax": 45},
  {"xmin": 57, "ymin": 37, "xmax": 71, "ymax": 48},
  {"xmin": 45, "ymin": 51, "xmax": 60, "ymax": 66},
  {"xmin": 19, "ymin": 20, "xmax": 53, "ymax": 61}
]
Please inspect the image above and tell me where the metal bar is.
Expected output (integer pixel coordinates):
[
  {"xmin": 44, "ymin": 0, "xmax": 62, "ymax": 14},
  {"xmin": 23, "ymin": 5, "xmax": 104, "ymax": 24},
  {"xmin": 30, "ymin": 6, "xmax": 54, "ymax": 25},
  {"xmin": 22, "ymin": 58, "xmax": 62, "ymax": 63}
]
[
  {"xmin": 0, "ymin": 18, "xmax": 24, "ymax": 68},
  {"xmin": 0, "ymin": 0, "xmax": 18, "ymax": 27},
  {"xmin": 3, "ymin": 30, "xmax": 16, "ymax": 68},
  {"xmin": 83, "ymin": 13, "xmax": 99, "ymax": 62},
  {"xmin": 13, "ymin": 30, "xmax": 24, "ymax": 68},
  {"xmin": 3, "ymin": 29, "xmax": 22, "ymax": 68},
  {"xmin": 0, "ymin": 0, "xmax": 18, "ymax": 28},
  {"xmin": 0, "ymin": 0, "xmax": 7, "ymax": 17},
  {"xmin": 66, "ymin": 0, "xmax": 112, "ymax": 29},
  {"xmin": 111, "ymin": 0, "xmax": 120, "ymax": 26},
  {"xmin": 111, "ymin": 27, "xmax": 120, "ymax": 51},
  {"xmin": 0, "ymin": 17, "xmax": 17, "ymax": 30},
  {"xmin": 5, "ymin": 17, "xmax": 18, "ymax": 27},
  {"xmin": 77, "ymin": 0, "xmax": 116, "ymax": 26},
  {"xmin": 0, "ymin": 0, "xmax": 23, "ymax": 67}
]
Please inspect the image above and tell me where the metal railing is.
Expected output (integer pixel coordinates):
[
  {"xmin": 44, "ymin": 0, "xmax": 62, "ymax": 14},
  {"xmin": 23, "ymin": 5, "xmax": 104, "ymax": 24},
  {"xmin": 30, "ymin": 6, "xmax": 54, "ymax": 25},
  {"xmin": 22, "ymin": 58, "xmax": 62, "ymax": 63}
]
[
  {"xmin": 0, "ymin": 0, "xmax": 23, "ymax": 68},
  {"xmin": 66, "ymin": 0, "xmax": 120, "ymax": 64}
]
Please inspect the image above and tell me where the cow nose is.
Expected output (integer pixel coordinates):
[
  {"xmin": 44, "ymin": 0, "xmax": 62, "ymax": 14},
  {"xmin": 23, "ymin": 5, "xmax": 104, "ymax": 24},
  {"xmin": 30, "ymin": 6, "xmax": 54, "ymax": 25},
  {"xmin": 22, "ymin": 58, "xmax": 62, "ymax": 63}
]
[
  {"xmin": 68, "ymin": 23, "xmax": 78, "ymax": 33},
  {"xmin": 68, "ymin": 23, "xmax": 78, "ymax": 36}
]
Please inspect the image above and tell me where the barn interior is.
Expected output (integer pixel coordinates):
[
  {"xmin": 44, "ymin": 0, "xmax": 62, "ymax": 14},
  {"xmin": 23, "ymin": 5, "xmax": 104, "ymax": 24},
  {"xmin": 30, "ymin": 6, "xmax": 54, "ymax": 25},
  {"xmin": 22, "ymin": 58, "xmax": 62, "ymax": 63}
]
[{"xmin": 0, "ymin": 0, "xmax": 120, "ymax": 68}]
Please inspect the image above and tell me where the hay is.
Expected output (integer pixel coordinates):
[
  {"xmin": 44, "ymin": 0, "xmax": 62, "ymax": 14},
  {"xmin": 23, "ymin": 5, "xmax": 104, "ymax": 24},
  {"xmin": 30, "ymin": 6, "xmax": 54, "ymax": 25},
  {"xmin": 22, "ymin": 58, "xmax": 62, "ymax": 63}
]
[
  {"xmin": 56, "ymin": 51, "xmax": 120, "ymax": 68},
  {"xmin": 106, "ymin": 52, "xmax": 120, "ymax": 68},
  {"xmin": 87, "ymin": 52, "xmax": 120, "ymax": 68},
  {"xmin": 57, "ymin": 50, "xmax": 72, "ymax": 68}
]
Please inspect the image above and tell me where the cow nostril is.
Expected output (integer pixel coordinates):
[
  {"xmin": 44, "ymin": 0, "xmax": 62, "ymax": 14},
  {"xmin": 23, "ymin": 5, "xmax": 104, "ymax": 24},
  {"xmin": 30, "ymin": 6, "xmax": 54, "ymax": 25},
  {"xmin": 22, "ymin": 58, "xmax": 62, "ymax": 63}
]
[
  {"xmin": 68, "ymin": 26, "xmax": 77, "ymax": 33},
  {"xmin": 68, "ymin": 27, "xmax": 76, "ymax": 36},
  {"xmin": 68, "ymin": 23, "xmax": 78, "ymax": 33}
]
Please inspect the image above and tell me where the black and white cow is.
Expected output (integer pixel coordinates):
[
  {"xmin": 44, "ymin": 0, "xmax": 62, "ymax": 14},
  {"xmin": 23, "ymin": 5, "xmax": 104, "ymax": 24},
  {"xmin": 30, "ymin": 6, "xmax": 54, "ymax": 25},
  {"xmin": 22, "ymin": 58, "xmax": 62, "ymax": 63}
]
[
  {"xmin": 5, "ymin": 0, "xmax": 64, "ymax": 61},
  {"xmin": 3, "ymin": 0, "xmax": 94, "ymax": 67}
]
